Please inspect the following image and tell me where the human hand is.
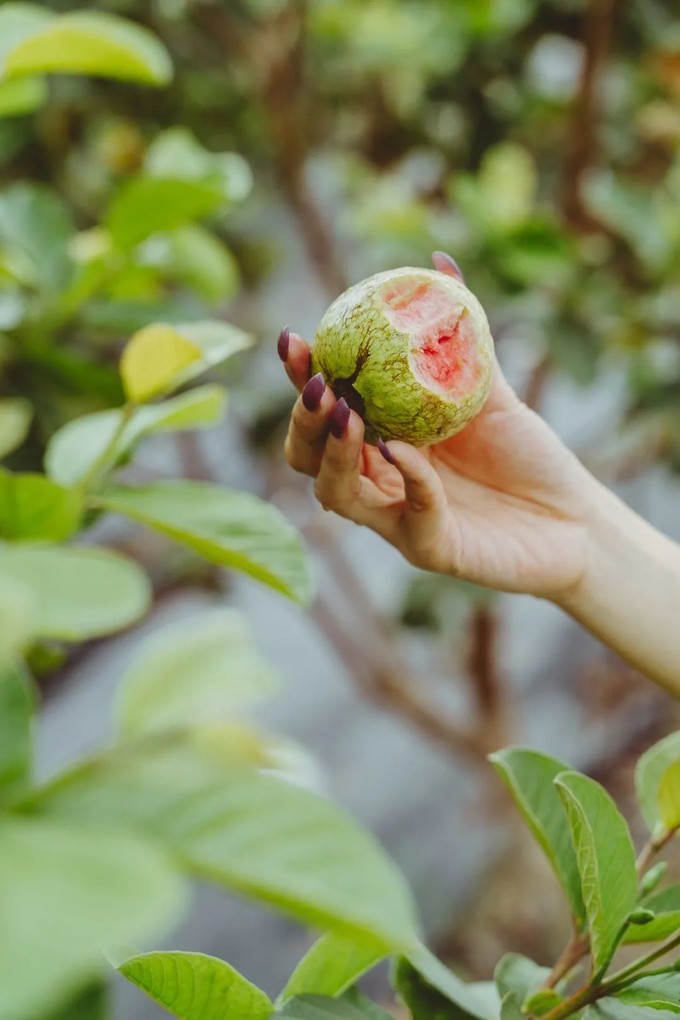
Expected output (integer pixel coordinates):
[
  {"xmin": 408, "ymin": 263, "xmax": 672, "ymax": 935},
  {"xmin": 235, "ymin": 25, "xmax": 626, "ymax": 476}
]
[{"xmin": 280, "ymin": 253, "xmax": 595, "ymax": 600}]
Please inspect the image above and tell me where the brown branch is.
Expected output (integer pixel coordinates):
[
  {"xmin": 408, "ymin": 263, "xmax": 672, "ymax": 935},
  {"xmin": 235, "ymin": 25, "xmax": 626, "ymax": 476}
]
[
  {"xmin": 465, "ymin": 605, "xmax": 508, "ymax": 750},
  {"xmin": 561, "ymin": 0, "xmax": 619, "ymax": 231},
  {"xmin": 636, "ymin": 826, "xmax": 677, "ymax": 879}
]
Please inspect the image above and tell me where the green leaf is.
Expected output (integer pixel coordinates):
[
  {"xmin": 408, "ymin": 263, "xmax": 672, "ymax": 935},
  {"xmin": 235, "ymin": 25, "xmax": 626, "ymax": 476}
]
[
  {"xmin": 624, "ymin": 885, "xmax": 680, "ymax": 943},
  {"xmin": 144, "ymin": 128, "xmax": 253, "ymax": 203},
  {"xmin": 0, "ymin": 661, "xmax": 35, "ymax": 803},
  {"xmin": 659, "ymin": 762, "xmax": 680, "ymax": 832},
  {"xmin": 477, "ymin": 142, "xmax": 537, "ymax": 229},
  {"xmin": 0, "ymin": 815, "xmax": 182, "ymax": 1020},
  {"xmin": 554, "ymin": 772, "xmax": 638, "ymax": 974},
  {"xmin": 0, "ymin": 544, "xmax": 150, "ymax": 640},
  {"xmin": 0, "ymin": 397, "xmax": 31, "ymax": 459},
  {"xmin": 500, "ymin": 993, "xmax": 523, "ymax": 1020},
  {"xmin": 0, "ymin": 183, "xmax": 73, "ymax": 292},
  {"xmin": 97, "ymin": 481, "xmax": 312, "ymax": 604},
  {"xmin": 489, "ymin": 748, "xmax": 585, "ymax": 924},
  {"xmin": 0, "ymin": 4, "xmax": 52, "ymax": 73},
  {"xmin": 281, "ymin": 932, "xmax": 387, "ymax": 1004},
  {"xmin": 119, "ymin": 319, "xmax": 252, "ymax": 402},
  {"xmin": 140, "ymin": 225, "xmax": 241, "ymax": 301},
  {"xmin": 45, "ymin": 384, "xmax": 226, "ymax": 487},
  {"xmin": 494, "ymin": 953, "xmax": 550, "ymax": 1005},
  {"xmin": 402, "ymin": 944, "xmax": 499, "ymax": 1020},
  {"xmin": 119, "ymin": 951, "xmax": 273, "ymax": 1020},
  {"xmin": 275, "ymin": 997, "xmax": 391, "ymax": 1020},
  {"xmin": 3, "ymin": 10, "xmax": 172, "ymax": 86},
  {"xmin": 615, "ymin": 973, "xmax": 680, "ymax": 1012},
  {"xmin": 116, "ymin": 607, "xmax": 277, "ymax": 738},
  {"xmin": 106, "ymin": 177, "xmax": 225, "ymax": 251},
  {"xmin": 0, "ymin": 470, "xmax": 81, "ymax": 541},
  {"xmin": 0, "ymin": 75, "xmax": 46, "ymax": 117},
  {"xmin": 28, "ymin": 742, "xmax": 420, "ymax": 950},
  {"xmin": 522, "ymin": 989, "xmax": 563, "ymax": 1016},
  {"xmin": 395, "ymin": 957, "xmax": 474, "ymax": 1020},
  {"xmin": 636, "ymin": 732, "xmax": 680, "ymax": 835},
  {"xmin": 42, "ymin": 981, "xmax": 108, "ymax": 1020},
  {"xmin": 0, "ymin": 575, "xmax": 34, "ymax": 667}
]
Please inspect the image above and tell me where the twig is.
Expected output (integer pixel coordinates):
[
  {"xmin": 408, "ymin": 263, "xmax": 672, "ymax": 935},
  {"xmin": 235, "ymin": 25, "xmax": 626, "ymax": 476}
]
[
  {"xmin": 636, "ymin": 827, "xmax": 677, "ymax": 879},
  {"xmin": 545, "ymin": 929, "xmax": 591, "ymax": 989},
  {"xmin": 465, "ymin": 605, "xmax": 507, "ymax": 750}
]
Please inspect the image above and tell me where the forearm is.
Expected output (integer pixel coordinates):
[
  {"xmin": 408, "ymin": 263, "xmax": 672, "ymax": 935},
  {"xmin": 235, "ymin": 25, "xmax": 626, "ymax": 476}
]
[{"xmin": 557, "ymin": 479, "xmax": 680, "ymax": 695}]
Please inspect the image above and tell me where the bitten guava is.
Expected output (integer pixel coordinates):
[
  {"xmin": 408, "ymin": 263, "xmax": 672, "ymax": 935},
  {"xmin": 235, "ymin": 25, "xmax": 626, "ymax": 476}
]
[{"xmin": 311, "ymin": 267, "xmax": 495, "ymax": 446}]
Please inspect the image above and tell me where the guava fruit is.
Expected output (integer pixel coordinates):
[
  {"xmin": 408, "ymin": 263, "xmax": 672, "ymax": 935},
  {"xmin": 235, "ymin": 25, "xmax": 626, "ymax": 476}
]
[{"xmin": 311, "ymin": 267, "xmax": 495, "ymax": 446}]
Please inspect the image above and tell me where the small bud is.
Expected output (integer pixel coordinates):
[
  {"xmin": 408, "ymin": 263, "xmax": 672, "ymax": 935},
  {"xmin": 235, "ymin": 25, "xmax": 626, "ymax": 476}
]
[
  {"xmin": 628, "ymin": 908, "xmax": 657, "ymax": 925},
  {"xmin": 522, "ymin": 989, "xmax": 563, "ymax": 1016},
  {"xmin": 640, "ymin": 861, "xmax": 668, "ymax": 897}
]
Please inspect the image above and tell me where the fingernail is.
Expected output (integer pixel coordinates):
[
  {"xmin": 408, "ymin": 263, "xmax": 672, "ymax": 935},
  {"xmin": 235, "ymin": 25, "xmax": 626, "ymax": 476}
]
[
  {"xmin": 378, "ymin": 438, "xmax": 397, "ymax": 465},
  {"xmin": 432, "ymin": 251, "xmax": 464, "ymax": 282},
  {"xmin": 330, "ymin": 397, "xmax": 350, "ymax": 439},
  {"xmin": 277, "ymin": 325, "xmax": 290, "ymax": 362},
  {"xmin": 302, "ymin": 372, "xmax": 325, "ymax": 411}
]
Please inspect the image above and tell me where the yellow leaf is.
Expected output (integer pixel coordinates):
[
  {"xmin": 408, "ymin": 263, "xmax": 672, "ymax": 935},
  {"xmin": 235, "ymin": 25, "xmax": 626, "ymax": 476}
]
[
  {"xmin": 120, "ymin": 324, "xmax": 201, "ymax": 403},
  {"xmin": 658, "ymin": 760, "xmax": 680, "ymax": 831}
]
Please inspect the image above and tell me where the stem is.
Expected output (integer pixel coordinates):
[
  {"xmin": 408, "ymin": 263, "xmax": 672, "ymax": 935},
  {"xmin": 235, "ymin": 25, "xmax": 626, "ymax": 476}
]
[
  {"xmin": 544, "ymin": 930, "xmax": 590, "ymax": 989},
  {"xmin": 636, "ymin": 827, "xmax": 676, "ymax": 878},
  {"xmin": 77, "ymin": 402, "xmax": 136, "ymax": 496}
]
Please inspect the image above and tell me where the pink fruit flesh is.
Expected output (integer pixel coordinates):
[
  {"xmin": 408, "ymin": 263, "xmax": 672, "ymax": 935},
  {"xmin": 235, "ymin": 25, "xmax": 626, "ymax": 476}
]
[{"xmin": 381, "ymin": 279, "xmax": 483, "ymax": 397}]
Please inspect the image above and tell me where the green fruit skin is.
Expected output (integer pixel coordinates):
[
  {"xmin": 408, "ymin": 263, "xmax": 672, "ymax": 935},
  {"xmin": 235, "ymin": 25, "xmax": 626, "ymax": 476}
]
[{"xmin": 310, "ymin": 267, "xmax": 495, "ymax": 446}]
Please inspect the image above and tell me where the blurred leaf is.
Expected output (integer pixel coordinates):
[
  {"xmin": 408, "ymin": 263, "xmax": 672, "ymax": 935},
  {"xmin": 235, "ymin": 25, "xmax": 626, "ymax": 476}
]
[
  {"xmin": 477, "ymin": 143, "xmax": 537, "ymax": 229},
  {"xmin": 281, "ymin": 932, "xmax": 386, "ymax": 1004},
  {"xmin": 614, "ymin": 973, "xmax": 680, "ymax": 1012},
  {"xmin": 119, "ymin": 951, "xmax": 272, "ymax": 1020},
  {"xmin": 0, "ymin": 575, "xmax": 34, "ymax": 668},
  {"xmin": 275, "ymin": 997, "xmax": 391, "ymax": 1020},
  {"xmin": 0, "ymin": 398, "xmax": 31, "ymax": 459},
  {"xmin": 494, "ymin": 954, "xmax": 550, "ymax": 1005},
  {"xmin": 0, "ymin": 544, "xmax": 150, "ymax": 640},
  {"xmin": 489, "ymin": 748, "xmax": 585, "ymax": 924},
  {"xmin": 30, "ymin": 741, "xmax": 420, "ymax": 950},
  {"xmin": 636, "ymin": 731, "xmax": 680, "ymax": 835},
  {"xmin": 402, "ymin": 944, "xmax": 499, "ymax": 1020},
  {"xmin": 42, "ymin": 981, "xmax": 108, "ymax": 1020},
  {"xmin": 98, "ymin": 481, "xmax": 312, "ymax": 604},
  {"xmin": 554, "ymin": 772, "xmax": 638, "ymax": 973},
  {"xmin": 0, "ymin": 470, "xmax": 81, "ymax": 541},
  {"xmin": 0, "ymin": 816, "xmax": 182, "ymax": 1020},
  {"xmin": 139, "ymin": 226, "xmax": 241, "ymax": 301},
  {"xmin": 584, "ymin": 172, "xmax": 673, "ymax": 270},
  {"xmin": 45, "ymin": 385, "xmax": 226, "ymax": 487},
  {"xmin": 145, "ymin": 128, "xmax": 252, "ymax": 203},
  {"xmin": 116, "ymin": 608, "xmax": 277, "ymax": 738},
  {"xmin": 0, "ymin": 661, "xmax": 35, "ymax": 804},
  {"xmin": 120, "ymin": 319, "xmax": 252, "ymax": 402},
  {"xmin": 3, "ymin": 10, "xmax": 172, "ymax": 86},
  {"xmin": 0, "ymin": 4, "xmax": 52, "ymax": 73},
  {"xmin": 106, "ymin": 177, "xmax": 224, "ymax": 251},
  {"xmin": 0, "ymin": 75, "xmax": 46, "ymax": 117},
  {"xmin": 658, "ymin": 760, "xmax": 680, "ymax": 831},
  {"xmin": 395, "ymin": 957, "xmax": 479, "ymax": 1020},
  {"xmin": 548, "ymin": 324, "xmax": 600, "ymax": 387},
  {"xmin": 0, "ymin": 183, "xmax": 73, "ymax": 292},
  {"xmin": 522, "ymin": 989, "xmax": 563, "ymax": 1017}
]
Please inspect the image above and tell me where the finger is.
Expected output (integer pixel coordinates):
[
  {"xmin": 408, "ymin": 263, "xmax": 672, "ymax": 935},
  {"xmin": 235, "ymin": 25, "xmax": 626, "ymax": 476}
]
[
  {"xmin": 431, "ymin": 251, "xmax": 465, "ymax": 282},
  {"xmin": 314, "ymin": 402, "xmax": 395, "ymax": 534},
  {"xmin": 284, "ymin": 373, "xmax": 336, "ymax": 477},
  {"xmin": 381, "ymin": 441, "xmax": 451, "ymax": 566},
  {"xmin": 277, "ymin": 326, "xmax": 311, "ymax": 392}
]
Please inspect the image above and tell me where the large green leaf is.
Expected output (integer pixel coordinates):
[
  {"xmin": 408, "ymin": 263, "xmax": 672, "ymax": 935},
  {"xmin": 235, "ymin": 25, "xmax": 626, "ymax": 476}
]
[
  {"xmin": 0, "ymin": 75, "xmax": 46, "ymax": 116},
  {"xmin": 625, "ymin": 884, "xmax": 680, "ymax": 943},
  {"xmin": 489, "ymin": 748, "xmax": 585, "ymax": 924},
  {"xmin": 3, "ymin": 10, "xmax": 172, "ymax": 86},
  {"xmin": 493, "ymin": 953, "xmax": 550, "ymax": 1005},
  {"xmin": 98, "ymin": 481, "xmax": 312, "ymax": 604},
  {"xmin": 119, "ymin": 320, "xmax": 252, "ymax": 403},
  {"xmin": 27, "ymin": 742, "xmax": 420, "ymax": 950},
  {"xmin": 0, "ymin": 544, "xmax": 150, "ymax": 640},
  {"xmin": 0, "ymin": 815, "xmax": 182, "ymax": 1020},
  {"xmin": 659, "ymin": 762, "xmax": 680, "ymax": 831},
  {"xmin": 0, "ymin": 183, "xmax": 73, "ymax": 292},
  {"xmin": 0, "ymin": 470, "xmax": 81, "ymax": 540},
  {"xmin": 45, "ymin": 384, "xmax": 226, "ymax": 487},
  {"xmin": 0, "ymin": 4, "xmax": 51, "ymax": 73},
  {"xmin": 106, "ymin": 177, "xmax": 224, "ymax": 251},
  {"xmin": 144, "ymin": 128, "xmax": 253, "ymax": 203},
  {"xmin": 116, "ymin": 607, "xmax": 277, "ymax": 738},
  {"xmin": 280, "ymin": 932, "xmax": 387, "ymax": 1004},
  {"xmin": 403, "ymin": 944, "xmax": 499, "ymax": 1020},
  {"xmin": 275, "ymin": 997, "xmax": 391, "ymax": 1020},
  {"xmin": 147, "ymin": 226, "xmax": 240, "ymax": 301},
  {"xmin": 0, "ymin": 397, "xmax": 31, "ymax": 459},
  {"xmin": 636, "ymin": 732, "xmax": 680, "ymax": 835},
  {"xmin": 0, "ymin": 661, "xmax": 35, "ymax": 804},
  {"xmin": 615, "ymin": 973, "xmax": 680, "ymax": 1012},
  {"xmin": 119, "ymin": 951, "xmax": 273, "ymax": 1020},
  {"xmin": 554, "ymin": 772, "xmax": 638, "ymax": 974}
]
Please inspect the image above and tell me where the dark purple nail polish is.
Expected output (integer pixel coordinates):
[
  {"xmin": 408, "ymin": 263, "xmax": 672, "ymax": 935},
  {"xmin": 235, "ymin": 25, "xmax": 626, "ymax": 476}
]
[
  {"xmin": 302, "ymin": 372, "xmax": 325, "ymax": 411},
  {"xmin": 378, "ymin": 438, "xmax": 397, "ymax": 465},
  {"xmin": 277, "ymin": 326, "xmax": 290, "ymax": 362},
  {"xmin": 330, "ymin": 397, "xmax": 350, "ymax": 439},
  {"xmin": 432, "ymin": 251, "xmax": 464, "ymax": 282}
]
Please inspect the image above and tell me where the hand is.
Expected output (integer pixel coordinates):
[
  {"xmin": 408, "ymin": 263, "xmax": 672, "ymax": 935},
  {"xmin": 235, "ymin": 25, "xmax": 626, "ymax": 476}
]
[{"xmin": 279, "ymin": 254, "xmax": 595, "ymax": 601}]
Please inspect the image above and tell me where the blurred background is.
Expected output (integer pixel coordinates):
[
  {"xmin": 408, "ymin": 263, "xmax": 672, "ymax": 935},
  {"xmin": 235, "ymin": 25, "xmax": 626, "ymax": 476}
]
[{"xmin": 3, "ymin": 0, "xmax": 680, "ymax": 1015}]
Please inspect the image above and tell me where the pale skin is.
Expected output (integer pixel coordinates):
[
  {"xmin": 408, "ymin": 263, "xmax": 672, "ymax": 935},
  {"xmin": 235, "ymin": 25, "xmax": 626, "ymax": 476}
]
[{"xmin": 281, "ymin": 254, "xmax": 680, "ymax": 695}]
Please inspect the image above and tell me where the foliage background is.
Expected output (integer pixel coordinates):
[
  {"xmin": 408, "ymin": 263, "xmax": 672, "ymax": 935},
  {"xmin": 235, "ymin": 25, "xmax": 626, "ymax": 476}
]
[{"xmin": 3, "ymin": 0, "xmax": 680, "ymax": 1016}]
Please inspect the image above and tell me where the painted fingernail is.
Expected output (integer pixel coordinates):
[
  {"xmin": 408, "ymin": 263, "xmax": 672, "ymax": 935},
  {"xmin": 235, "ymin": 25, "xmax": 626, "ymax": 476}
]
[
  {"xmin": 432, "ymin": 251, "xmax": 464, "ymax": 282},
  {"xmin": 330, "ymin": 397, "xmax": 350, "ymax": 438},
  {"xmin": 277, "ymin": 325, "xmax": 290, "ymax": 362},
  {"xmin": 302, "ymin": 372, "xmax": 325, "ymax": 411},
  {"xmin": 378, "ymin": 438, "xmax": 397, "ymax": 465}
]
